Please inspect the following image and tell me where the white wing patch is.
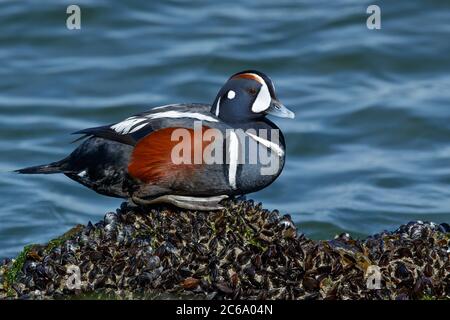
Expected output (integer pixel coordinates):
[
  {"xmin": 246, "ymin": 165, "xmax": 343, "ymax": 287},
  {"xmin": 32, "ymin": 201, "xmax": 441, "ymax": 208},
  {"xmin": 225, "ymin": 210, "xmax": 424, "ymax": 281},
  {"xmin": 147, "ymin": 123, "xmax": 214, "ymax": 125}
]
[
  {"xmin": 128, "ymin": 122, "xmax": 149, "ymax": 134},
  {"xmin": 146, "ymin": 111, "xmax": 218, "ymax": 122},
  {"xmin": 111, "ymin": 117, "xmax": 147, "ymax": 134},
  {"xmin": 150, "ymin": 104, "xmax": 176, "ymax": 111},
  {"xmin": 111, "ymin": 111, "xmax": 219, "ymax": 135}
]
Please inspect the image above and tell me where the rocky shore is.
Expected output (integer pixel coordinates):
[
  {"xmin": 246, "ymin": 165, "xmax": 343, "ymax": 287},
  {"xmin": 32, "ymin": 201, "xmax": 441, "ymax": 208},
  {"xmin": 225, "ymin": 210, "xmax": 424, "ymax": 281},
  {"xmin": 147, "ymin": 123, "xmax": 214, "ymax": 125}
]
[{"xmin": 0, "ymin": 200, "xmax": 449, "ymax": 300}]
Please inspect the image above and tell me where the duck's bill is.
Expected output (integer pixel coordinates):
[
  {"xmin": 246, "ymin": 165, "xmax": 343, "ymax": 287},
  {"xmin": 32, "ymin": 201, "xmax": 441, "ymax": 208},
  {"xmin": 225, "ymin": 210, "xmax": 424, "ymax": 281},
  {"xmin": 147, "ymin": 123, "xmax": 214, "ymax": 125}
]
[{"xmin": 266, "ymin": 99, "xmax": 295, "ymax": 119}]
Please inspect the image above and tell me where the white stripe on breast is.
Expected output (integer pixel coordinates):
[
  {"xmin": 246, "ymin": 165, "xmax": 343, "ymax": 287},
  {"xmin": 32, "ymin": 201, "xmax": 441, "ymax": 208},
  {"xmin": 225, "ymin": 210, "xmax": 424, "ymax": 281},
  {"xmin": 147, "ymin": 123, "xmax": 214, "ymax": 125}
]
[
  {"xmin": 228, "ymin": 131, "xmax": 239, "ymax": 189},
  {"xmin": 246, "ymin": 132, "xmax": 284, "ymax": 157},
  {"xmin": 111, "ymin": 111, "xmax": 218, "ymax": 134}
]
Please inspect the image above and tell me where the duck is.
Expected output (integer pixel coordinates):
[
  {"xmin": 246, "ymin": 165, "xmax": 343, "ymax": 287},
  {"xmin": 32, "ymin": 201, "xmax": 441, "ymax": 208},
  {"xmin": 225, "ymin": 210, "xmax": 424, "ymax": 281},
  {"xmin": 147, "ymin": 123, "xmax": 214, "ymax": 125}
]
[{"xmin": 16, "ymin": 70, "xmax": 295, "ymax": 210}]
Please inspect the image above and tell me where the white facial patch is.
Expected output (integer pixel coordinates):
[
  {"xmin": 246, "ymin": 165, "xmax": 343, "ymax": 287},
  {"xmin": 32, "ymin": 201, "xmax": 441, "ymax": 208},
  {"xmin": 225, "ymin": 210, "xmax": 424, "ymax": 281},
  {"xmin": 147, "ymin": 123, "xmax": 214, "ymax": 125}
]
[
  {"xmin": 227, "ymin": 90, "xmax": 236, "ymax": 99},
  {"xmin": 251, "ymin": 78, "xmax": 271, "ymax": 113}
]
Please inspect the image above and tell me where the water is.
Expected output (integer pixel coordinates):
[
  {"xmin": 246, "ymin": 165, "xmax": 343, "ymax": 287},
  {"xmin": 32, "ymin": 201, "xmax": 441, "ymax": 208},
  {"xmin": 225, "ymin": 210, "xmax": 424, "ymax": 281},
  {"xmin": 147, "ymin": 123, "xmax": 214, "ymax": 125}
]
[{"xmin": 1, "ymin": 0, "xmax": 450, "ymax": 258}]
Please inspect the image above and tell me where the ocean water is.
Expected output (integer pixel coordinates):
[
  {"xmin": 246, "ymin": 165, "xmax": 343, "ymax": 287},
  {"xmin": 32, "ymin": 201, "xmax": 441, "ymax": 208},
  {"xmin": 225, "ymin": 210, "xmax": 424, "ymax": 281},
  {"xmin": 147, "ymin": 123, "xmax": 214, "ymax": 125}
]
[{"xmin": 1, "ymin": 0, "xmax": 450, "ymax": 257}]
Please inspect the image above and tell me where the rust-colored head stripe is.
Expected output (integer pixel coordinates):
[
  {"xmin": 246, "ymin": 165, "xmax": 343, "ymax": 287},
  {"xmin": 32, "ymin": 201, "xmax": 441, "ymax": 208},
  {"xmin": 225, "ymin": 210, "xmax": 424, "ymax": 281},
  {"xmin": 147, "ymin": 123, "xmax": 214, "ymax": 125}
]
[{"xmin": 231, "ymin": 73, "xmax": 265, "ymax": 85}]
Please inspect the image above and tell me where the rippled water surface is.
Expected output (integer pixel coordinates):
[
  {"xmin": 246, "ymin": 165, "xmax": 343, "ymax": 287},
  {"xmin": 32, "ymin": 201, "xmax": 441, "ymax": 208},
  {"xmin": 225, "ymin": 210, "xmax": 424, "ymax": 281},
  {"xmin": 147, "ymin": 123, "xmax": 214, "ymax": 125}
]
[{"xmin": 1, "ymin": 0, "xmax": 450, "ymax": 257}]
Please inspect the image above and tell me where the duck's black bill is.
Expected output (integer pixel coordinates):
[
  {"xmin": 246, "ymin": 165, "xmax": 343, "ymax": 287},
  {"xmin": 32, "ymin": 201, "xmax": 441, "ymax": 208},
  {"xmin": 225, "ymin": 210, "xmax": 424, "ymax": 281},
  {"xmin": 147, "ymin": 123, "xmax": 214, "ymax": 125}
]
[{"xmin": 266, "ymin": 99, "xmax": 295, "ymax": 119}]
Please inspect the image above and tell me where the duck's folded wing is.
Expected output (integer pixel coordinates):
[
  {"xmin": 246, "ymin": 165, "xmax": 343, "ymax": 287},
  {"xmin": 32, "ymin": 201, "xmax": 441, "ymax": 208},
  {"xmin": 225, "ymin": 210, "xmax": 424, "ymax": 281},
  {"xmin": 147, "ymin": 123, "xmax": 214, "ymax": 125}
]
[
  {"xmin": 72, "ymin": 103, "xmax": 214, "ymax": 146},
  {"xmin": 127, "ymin": 125, "xmax": 232, "ymax": 196}
]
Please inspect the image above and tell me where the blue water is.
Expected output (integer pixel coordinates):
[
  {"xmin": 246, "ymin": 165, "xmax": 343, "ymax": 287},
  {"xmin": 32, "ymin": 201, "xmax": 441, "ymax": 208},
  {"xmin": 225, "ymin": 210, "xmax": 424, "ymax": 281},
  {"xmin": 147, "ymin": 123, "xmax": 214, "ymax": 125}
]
[{"xmin": 1, "ymin": 0, "xmax": 450, "ymax": 257}]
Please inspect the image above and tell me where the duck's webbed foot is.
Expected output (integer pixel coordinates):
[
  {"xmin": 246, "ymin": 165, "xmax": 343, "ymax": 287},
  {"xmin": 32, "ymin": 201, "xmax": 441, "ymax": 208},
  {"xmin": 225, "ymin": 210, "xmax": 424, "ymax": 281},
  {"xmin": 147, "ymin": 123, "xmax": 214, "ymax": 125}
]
[{"xmin": 131, "ymin": 195, "xmax": 229, "ymax": 211}]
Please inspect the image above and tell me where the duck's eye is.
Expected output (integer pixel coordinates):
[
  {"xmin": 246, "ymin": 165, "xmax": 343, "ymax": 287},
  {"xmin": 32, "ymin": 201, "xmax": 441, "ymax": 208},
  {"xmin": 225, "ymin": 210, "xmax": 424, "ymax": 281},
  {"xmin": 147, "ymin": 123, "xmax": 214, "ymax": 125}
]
[
  {"xmin": 227, "ymin": 90, "xmax": 236, "ymax": 99},
  {"xmin": 247, "ymin": 87, "xmax": 257, "ymax": 95}
]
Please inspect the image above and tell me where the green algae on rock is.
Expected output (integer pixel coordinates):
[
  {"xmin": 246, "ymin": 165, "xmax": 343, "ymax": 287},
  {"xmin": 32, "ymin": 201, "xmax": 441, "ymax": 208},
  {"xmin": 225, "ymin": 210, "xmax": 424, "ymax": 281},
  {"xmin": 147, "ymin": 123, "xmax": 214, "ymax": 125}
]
[{"xmin": 0, "ymin": 200, "xmax": 449, "ymax": 300}]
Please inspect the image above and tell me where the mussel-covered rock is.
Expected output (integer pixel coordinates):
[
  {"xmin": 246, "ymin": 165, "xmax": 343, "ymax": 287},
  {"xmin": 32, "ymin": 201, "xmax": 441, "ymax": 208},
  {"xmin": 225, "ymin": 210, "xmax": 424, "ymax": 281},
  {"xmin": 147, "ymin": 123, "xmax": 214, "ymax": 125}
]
[{"xmin": 0, "ymin": 200, "xmax": 448, "ymax": 300}]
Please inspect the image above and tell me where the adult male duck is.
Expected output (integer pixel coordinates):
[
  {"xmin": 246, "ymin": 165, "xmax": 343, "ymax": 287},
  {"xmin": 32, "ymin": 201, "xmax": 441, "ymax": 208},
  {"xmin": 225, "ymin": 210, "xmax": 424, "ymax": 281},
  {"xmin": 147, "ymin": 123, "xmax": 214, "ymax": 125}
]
[{"xmin": 16, "ymin": 70, "xmax": 295, "ymax": 210}]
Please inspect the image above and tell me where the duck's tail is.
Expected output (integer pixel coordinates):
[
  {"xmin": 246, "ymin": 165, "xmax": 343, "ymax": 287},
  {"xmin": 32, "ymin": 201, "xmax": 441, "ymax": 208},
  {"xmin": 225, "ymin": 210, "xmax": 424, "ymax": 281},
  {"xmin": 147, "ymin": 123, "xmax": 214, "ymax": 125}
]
[{"xmin": 15, "ymin": 160, "xmax": 65, "ymax": 174}]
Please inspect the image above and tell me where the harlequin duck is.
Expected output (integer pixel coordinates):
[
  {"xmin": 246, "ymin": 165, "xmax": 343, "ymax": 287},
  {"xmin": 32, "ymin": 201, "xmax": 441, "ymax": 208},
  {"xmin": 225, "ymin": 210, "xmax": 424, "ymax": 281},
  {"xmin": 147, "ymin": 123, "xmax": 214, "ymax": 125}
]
[{"xmin": 16, "ymin": 70, "xmax": 295, "ymax": 210}]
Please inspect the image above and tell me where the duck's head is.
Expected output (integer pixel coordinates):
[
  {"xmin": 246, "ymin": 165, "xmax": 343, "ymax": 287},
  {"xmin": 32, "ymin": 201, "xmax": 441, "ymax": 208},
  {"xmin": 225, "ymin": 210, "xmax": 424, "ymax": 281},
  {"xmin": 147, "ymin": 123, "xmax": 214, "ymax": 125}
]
[{"xmin": 211, "ymin": 70, "xmax": 295, "ymax": 123}]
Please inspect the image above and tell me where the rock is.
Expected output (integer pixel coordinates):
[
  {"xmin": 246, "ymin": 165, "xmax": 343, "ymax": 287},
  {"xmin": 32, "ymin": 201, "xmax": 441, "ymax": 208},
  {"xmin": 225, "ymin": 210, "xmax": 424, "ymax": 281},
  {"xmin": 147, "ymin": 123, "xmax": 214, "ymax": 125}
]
[{"xmin": 0, "ymin": 200, "xmax": 448, "ymax": 300}]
